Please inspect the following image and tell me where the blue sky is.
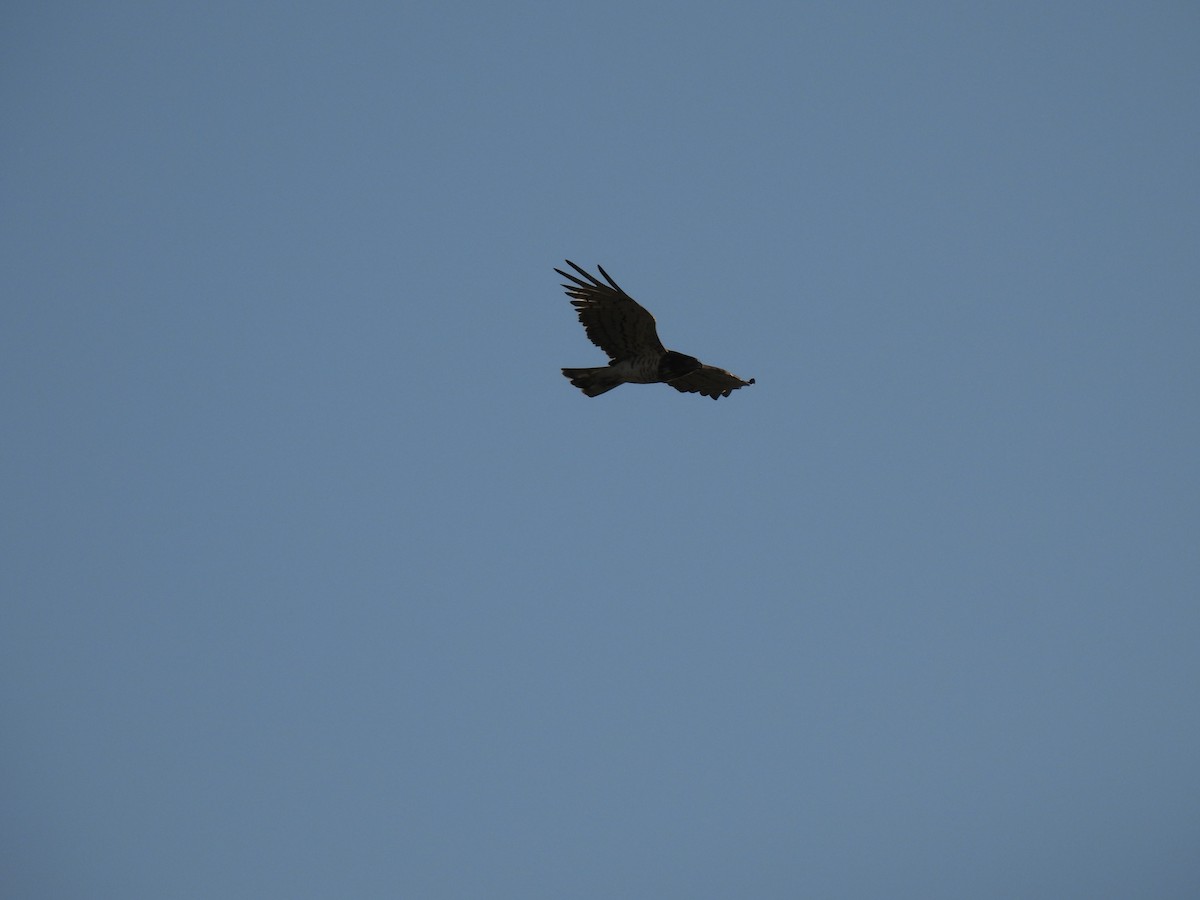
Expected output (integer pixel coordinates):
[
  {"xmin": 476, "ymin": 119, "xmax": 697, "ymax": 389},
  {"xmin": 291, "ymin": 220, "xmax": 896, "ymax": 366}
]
[{"xmin": 3, "ymin": 2, "xmax": 1198, "ymax": 896}]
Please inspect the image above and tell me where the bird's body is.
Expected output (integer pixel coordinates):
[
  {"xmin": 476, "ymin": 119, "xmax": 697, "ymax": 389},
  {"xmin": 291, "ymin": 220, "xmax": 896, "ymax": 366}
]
[
  {"xmin": 557, "ymin": 261, "xmax": 754, "ymax": 400},
  {"xmin": 608, "ymin": 352, "xmax": 670, "ymax": 385}
]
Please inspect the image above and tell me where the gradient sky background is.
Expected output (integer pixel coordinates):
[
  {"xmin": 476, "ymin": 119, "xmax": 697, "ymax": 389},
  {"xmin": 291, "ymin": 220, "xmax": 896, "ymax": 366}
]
[{"xmin": 3, "ymin": 2, "xmax": 1198, "ymax": 897}]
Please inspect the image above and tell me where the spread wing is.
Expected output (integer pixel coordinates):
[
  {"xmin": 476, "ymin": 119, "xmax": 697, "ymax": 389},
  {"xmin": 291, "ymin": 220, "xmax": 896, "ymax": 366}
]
[
  {"xmin": 556, "ymin": 260, "xmax": 666, "ymax": 361},
  {"xmin": 666, "ymin": 365, "xmax": 756, "ymax": 400}
]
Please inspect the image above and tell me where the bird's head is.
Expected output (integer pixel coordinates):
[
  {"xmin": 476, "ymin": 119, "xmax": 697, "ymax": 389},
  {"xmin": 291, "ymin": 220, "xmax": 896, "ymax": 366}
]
[{"xmin": 658, "ymin": 350, "xmax": 702, "ymax": 381}]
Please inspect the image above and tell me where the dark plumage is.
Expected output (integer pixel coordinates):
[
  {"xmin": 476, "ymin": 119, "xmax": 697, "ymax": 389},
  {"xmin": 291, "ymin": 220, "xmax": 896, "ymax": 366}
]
[{"xmin": 557, "ymin": 261, "xmax": 755, "ymax": 400}]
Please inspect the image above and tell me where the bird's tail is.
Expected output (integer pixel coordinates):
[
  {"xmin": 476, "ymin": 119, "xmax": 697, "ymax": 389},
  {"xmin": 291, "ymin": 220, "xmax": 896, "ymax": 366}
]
[{"xmin": 562, "ymin": 367, "xmax": 622, "ymax": 397}]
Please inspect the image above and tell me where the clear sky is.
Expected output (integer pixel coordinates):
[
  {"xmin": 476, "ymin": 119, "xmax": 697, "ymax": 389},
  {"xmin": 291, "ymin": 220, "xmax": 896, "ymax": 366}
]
[{"xmin": 3, "ymin": 2, "xmax": 1198, "ymax": 897}]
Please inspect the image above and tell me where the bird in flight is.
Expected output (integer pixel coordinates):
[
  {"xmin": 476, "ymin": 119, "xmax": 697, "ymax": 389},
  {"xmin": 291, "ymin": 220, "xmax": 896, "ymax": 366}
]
[{"xmin": 557, "ymin": 260, "xmax": 755, "ymax": 400}]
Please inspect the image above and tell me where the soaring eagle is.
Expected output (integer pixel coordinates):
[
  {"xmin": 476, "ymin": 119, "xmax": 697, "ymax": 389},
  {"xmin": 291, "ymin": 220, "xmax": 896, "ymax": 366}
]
[{"xmin": 557, "ymin": 261, "xmax": 755, "ymax": 400}]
